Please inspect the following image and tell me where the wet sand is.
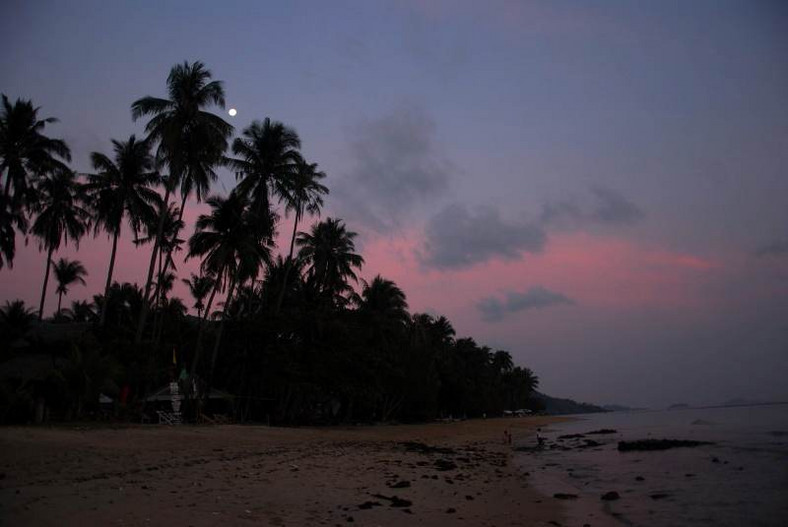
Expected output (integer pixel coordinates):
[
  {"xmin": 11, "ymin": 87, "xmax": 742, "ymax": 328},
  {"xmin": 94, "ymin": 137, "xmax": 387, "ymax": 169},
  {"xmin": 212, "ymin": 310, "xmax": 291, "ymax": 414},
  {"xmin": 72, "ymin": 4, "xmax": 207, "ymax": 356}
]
[{"xmin": 0, "ymin": 417, "xmax": 570, "ymax": 526}]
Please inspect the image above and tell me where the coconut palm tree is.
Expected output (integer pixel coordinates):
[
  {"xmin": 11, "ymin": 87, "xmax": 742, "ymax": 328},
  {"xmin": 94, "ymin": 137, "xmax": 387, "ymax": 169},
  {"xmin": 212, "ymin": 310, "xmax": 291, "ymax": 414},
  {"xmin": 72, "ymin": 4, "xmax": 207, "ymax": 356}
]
[
  {"xmin": 187, "ymin": 191, "xmax": 274, "ymax": 377},
  {"xmin": 282, "ymin": 160, "xmax": 327, "ymax": 259},
  {"xmin": 68, "ymin": 299, "xmax": 97, "ymax": 323},
  {"xmin": 0, "ymin": 193, "xmax": 27, "ymax": 269},
  {"xmin": 52, "ymin": 258, "xmax": 87, "ymax": 317},
  {"xmin": 84, "ymin": 135, "xmax": 160, "ymax": 326},
  {"xmin": 92, "ymin": 282, "xmax": 143, "ymax": 331},
  {"xmin": 182, "ymin": 273, "xmax": 214, "ymax": 317},
  {"xmin": 297, "ymin": 217, "xmax": 364, "ymax": 305},
  {"xmin": 134, "ymin": 201, "xmax": 184, "ymax": 321},
  {"xmin": 359, "ymin": 275, "xmax": 409, "ymax": 326},
  {"xmin": 492, "ymin": 350, "xmax": 514, "ymax": 373},
  {"xmin": 0, "ymin": 95, "xmax": 71, "ymax": 205},
  {"xmin": 229, "ymin": 118, "xmax": 302, "ymax": 217},
  {"xmin": 31, "ymin": 169, "xmax": 89, "ymax": 320},
  {"xmin": 131, "ymin": 61, "xmax": 233, "ymax": 343},
  {"xmin": 0, "ymin": 299, "xmax": 36, "ymax": 344},
  {"xmin": 274, "ymin": 159, "xmax": 328, "ymax": 312}
]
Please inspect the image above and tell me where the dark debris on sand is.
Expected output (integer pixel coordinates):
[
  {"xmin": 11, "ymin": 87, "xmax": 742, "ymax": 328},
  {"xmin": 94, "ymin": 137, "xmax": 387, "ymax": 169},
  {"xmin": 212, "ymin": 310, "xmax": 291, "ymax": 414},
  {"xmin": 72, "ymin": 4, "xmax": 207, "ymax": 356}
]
[
  {"xmin": 371, "ymin": 493, "xmax": 412, "ymax": 508},
  {"xmin": 553, "ymin": 493, "xmax": 579, "ymax": 500},
  {"xmin": 618, "ymin": 439, "xmax": 715, "ymax": 452}
]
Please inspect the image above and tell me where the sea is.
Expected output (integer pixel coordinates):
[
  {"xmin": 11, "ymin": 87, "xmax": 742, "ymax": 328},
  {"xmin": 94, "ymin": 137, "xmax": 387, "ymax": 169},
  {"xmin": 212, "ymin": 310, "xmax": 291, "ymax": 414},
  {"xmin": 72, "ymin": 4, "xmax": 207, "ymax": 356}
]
[{"xmin": 516, "ymin": 404, "xmax": 788, "ymax": 526}]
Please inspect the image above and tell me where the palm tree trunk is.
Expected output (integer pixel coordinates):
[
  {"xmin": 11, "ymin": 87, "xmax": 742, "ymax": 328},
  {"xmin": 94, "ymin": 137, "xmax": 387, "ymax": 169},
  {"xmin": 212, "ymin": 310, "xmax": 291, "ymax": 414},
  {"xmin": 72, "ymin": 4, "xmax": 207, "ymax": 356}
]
[
  {"xmin": 149, "ymin": 192, "xmax": 188, "ymax": 338},
  {"xmin": 190, "ymin": 269, "xmax": 223, "ymax": 378},
  {"xmin": 38, "ymin": 246, "xmax": 54, "ymax": 320},
  {"xmin": 100, "ymin": 230, "xmax": 120, "ymax": 327},
  {"xmin": 151, "ymin": 248, "xmax": 165, "ymax": 345},
  {"xmin": 288, "ymin": 209, "xmax": 300, "ymax": 262},
  {"xmin": 208, "ymin": 274, "xmax": 237, "ymax": 385},
  {"xmin": 135, "ymin": 187, "xmax": 171, "ymax": 343},
  {"xmin": 274, "ymin": 210, "xmax": 301, "ymax": 314},
  {"xmin": 57, "ymin": 291, "xmax": 63, "ymax": 317}
]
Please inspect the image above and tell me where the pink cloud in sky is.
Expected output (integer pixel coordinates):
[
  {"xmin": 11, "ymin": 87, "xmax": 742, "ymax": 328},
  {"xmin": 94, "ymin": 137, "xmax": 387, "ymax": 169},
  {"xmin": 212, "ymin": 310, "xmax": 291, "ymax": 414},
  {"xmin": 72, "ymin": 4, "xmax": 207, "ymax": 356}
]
[{"xmin": 358, "ymin": 230, "xmax": 721, "ymax": 330}]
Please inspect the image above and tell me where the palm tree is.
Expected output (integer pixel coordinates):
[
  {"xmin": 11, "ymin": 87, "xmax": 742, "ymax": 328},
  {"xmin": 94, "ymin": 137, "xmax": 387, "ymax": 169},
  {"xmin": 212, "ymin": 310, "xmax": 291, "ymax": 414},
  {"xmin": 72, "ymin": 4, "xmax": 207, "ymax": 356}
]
[
  {"xmin": 297, "ymin": 217, "xmax": 364, "ymax": 304},
  {"xmin": 52, "ymin": 258, "xmax": 87, "ymax": 317},
  {"xmin": 0, "ymin": 95, "xmax": 71, "ymax": 205},
  {"xmin": 0, "ymin": 193, "xmax": 27, "ymax": 269},
  {"xmin": 182, "ymin": 273, "xmax": 214, "ymax": 317},
  {"xmin": 134, "ymin": 201, "xmax": 184, "ymax": 322},
  {"xmin": 492, "ymin": 350, "xmax": 514, "ymax": 374},
  {"xmin": 359, "ymin": 275, "xmax": 409, "ymax": 326},
  {"xmin": 131, "ymin": 61, "xmax": 233, "ymax": 343},
  {"xmin": 68, "ymin": 299, "xmax": 97, "ymax": 323},
  {"xmin": 93, "ymin": 282, "xmax": 143, "ymax": 331},
  {"xmin": 188, "ymin": 191, "xmax": 273, "ymax": 377},
  {"xmin": 31, "ymin": 169, "xmax": 89, "ymax": 320},
  {"xmin": 229, "ymin": 118, "xmax": 302, "ymax": 218},
  {"xmin": 0, "ymin": 299, "xmax": 36, "ymax": 344},
  {"xmin": 275, "ymin": 159, "xmax": 328, "ymax": 312},
  {"xmin": 84, "ymin": 135, "xmax": 160, "ymax": 326},
  {"xmin": 283, "ymin": 160, "xmax": 327, "ymax": 259}
]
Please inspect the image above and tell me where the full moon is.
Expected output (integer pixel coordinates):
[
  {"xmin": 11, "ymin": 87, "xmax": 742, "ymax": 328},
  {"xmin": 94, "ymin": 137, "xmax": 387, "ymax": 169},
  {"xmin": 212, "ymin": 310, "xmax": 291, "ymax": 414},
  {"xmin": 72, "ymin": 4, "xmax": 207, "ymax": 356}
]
[{"xmin": 228, "ymin": 108, "xmax": 237, "ymax": 117}]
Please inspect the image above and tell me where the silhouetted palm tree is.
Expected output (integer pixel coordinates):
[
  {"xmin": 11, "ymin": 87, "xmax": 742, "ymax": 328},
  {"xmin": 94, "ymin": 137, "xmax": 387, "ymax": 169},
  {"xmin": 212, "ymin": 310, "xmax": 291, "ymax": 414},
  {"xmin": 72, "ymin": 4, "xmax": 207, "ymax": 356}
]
[
  {"xmin": 492, "ymin": 350, "xmax": 514, "ymax": 373},
  {"xmin": 359, "ymin": 275, "xmax": 409, "ymax": 326},
  {"xmin": 53, "ymin": 258, "xmax": 87, "ymax": 317},
  {"xmin": 93, "ymin": 282, "xmax": 143, "ymax": 331},
  {"xmin": 0, "ymin": 95, "xmax": 71, "ymax": 205},
  {"xmin": 188, "ymin": 191, "xmax": 273, "ymax": 376},
  {"xmin": 282, "ymin": 159, "xmax": 327, "ymax": 259},
  {"xmin": 84, "ymin": 135, "xmax": 160, "ymax": 326},
  {"xmin": 31, "ymin": 170, "xmax": 89, "ymax": 320},
  {"xmin": 134, "ymin": 201, "xmax": 184, "ymax": 319},
  {"xmin": 297, "ymin": 218, "xmax": 364, "ymax": 304},
  {"xmin": 0, "ymin": 194, "xmax": 27, "ymax": 269},
  {"xmin": 68, "ymin": 299, "xmax": 97, "ymax": 323},
  {"xmin": 230, "ymin": 118, "xmax": 302, "ymax": 217},
  {"xmin": 274, "ymin": 159, "xmax": 328, "ymax": 312},
  {"xmin": 182, "ymin": 273, "xmax": 214, "ymax": 317},
  {"xmin": 0, "ymin": 299, "xmax": 36, "ymax": 344},
  {"xmin": 131, "ymin": 61, "xmax": 233, "ymax": 342}
]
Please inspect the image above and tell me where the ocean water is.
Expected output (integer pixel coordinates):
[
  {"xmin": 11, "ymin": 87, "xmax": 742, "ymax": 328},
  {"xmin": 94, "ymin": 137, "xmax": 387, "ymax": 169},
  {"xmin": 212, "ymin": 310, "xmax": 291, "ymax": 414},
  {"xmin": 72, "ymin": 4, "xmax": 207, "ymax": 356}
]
[{"xmin": 516, "ymin": 404, "xmax": 788, "ymax": 526}]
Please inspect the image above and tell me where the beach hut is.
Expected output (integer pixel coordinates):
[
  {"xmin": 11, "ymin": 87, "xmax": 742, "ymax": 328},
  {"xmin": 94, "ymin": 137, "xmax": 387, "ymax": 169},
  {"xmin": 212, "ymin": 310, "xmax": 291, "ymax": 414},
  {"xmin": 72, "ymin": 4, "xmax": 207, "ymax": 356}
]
[{"xmin": 144, "ymin": 384, "xmax": 234, "ymax": 423}]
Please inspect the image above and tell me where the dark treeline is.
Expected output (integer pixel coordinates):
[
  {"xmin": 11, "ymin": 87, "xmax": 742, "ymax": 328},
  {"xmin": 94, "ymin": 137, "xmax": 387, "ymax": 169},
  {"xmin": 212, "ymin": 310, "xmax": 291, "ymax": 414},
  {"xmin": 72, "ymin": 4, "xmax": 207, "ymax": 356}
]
[{"xmin": 0, "ymin": 61, "xmax": 539, "ymax": 425}]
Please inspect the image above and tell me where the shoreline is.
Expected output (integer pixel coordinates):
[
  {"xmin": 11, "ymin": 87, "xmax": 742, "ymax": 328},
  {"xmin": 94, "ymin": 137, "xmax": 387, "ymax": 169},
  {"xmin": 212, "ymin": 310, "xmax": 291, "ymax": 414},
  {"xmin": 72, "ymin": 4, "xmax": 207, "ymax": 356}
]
[{"xmin": 1, "ymin": 417, "xmax": 573, "ymax": 526}]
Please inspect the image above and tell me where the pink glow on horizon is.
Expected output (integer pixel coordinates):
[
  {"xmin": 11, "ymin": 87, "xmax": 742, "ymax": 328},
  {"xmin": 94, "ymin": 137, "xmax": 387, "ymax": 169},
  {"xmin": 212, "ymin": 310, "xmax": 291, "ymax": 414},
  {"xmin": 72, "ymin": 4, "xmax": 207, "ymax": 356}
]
[
  {"xmin": 0, "ymin": 197, "xmax": 310, "ymax": 318},
  {"xmin": 0, "ymin": 213, "xmax": 735, "ymax": 326}
]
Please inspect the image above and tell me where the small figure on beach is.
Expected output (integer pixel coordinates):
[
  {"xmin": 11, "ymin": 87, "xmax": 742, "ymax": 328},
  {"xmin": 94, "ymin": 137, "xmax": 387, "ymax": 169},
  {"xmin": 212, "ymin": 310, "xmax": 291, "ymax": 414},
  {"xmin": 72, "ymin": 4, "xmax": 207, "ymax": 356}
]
[
  {"xmin": 536, "ymin": 428, "xmax": 545, "ymax": 448},
  {"xmin": 503, "ymin": 429, "xmax": 513, "ymax": 445}
]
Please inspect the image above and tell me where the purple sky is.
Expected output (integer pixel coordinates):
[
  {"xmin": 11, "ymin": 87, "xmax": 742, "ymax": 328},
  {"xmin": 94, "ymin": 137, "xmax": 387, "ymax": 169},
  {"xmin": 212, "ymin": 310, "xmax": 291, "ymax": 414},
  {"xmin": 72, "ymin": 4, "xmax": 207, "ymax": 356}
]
[{"xmin": 2, "ymin": 0, "xmax": 787, "ymax": 408}]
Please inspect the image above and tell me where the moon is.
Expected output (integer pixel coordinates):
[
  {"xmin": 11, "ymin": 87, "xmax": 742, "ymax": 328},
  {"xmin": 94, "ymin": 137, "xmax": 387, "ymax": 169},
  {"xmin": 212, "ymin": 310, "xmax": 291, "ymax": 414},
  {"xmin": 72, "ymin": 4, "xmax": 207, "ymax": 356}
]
[{"xmin": 228, "ymin": 108, "xmax": 237, "ymax": 117}]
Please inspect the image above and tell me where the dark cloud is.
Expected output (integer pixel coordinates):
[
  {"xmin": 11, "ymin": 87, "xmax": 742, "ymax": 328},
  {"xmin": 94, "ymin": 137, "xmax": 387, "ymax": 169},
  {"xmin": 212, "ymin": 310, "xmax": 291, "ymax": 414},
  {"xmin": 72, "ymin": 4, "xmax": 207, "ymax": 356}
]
[
  {"xmin": 478, "ymin": 287, "xmax": 575, "ymax": 322},
  {"xmin": 755, "ymin": 240, "xmax": 788, "ymax": 257},
  {"xmin": 420, "ymin": 203, "xmax": 547, "ymax": 269},
  {"xmin": 590, "ymin": 186, "xmax": 645, "ymax": 224},
  {"xmin": 421, "ymin": 186, "xmax": 642, "ymax": 270},
  {"xmin": 541, "ymin": 186, "xmax": 645, "ymax": 227},
  {"xmin": 333, "ymin": 105, "xmax": 451, "ymax": 232}
]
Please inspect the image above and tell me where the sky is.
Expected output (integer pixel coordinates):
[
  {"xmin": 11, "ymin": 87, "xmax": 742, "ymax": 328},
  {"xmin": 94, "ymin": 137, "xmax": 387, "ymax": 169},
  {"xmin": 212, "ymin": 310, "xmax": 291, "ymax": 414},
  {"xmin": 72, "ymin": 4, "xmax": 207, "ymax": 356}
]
[{"xmin": 2, "ymin": 0, "xmax": 787, "ymax": 408}]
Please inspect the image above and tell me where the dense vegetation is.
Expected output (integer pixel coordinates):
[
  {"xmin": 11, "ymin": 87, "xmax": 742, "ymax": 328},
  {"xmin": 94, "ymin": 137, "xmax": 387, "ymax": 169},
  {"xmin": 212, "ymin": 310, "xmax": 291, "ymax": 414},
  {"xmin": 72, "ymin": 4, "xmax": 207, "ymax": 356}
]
[{"xmin": 0, "ymin": 62, "xmax": 539, "ymax": 425}]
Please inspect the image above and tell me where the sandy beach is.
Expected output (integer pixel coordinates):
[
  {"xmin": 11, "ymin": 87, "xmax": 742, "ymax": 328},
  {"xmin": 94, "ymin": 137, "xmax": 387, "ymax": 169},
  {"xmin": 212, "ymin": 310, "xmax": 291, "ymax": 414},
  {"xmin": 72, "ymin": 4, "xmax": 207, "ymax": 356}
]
[{"xmin": 0, "ymin": 417, "xmax": 578, "ymax": 526}]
